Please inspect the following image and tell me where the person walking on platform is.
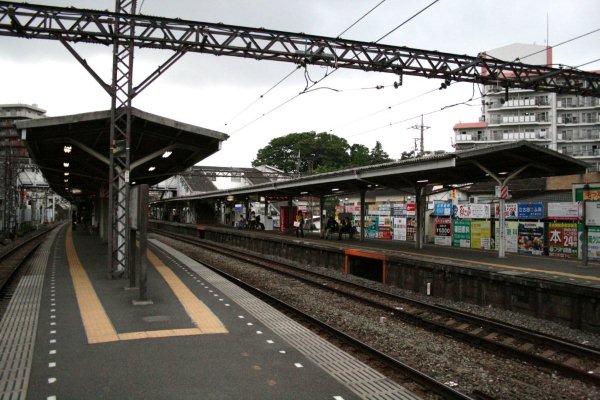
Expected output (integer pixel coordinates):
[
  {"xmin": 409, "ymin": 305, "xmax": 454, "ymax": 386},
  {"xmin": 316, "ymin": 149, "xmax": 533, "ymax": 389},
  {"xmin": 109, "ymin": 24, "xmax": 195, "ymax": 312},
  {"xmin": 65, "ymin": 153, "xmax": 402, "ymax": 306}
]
[{"xmin": 295, "ymin": 210, "xmax": 305, "ymax": 238}]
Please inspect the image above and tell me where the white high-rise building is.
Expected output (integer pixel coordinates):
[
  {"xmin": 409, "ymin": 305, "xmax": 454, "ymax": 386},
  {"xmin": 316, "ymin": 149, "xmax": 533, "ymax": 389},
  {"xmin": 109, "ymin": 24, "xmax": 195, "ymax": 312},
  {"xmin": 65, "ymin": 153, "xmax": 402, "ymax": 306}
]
[{"xmin": 453, "ymin": 43, "xmax": 600, "ymax": 171}]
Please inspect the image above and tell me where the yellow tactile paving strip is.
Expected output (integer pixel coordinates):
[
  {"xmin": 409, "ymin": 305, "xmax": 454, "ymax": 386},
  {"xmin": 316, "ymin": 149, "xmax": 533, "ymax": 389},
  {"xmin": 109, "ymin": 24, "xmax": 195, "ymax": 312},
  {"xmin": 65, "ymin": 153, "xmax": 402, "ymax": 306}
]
[
  {"xmin": 66, "ymin": 227, "xmax": 119, "ymax": 344},
  {"xmin": 66, "ymin": 227, "xmax": 227, "ymax": 344},
  {"xmin": 146, "ymin": 249, "xmax": 228, "ymax": 334}
]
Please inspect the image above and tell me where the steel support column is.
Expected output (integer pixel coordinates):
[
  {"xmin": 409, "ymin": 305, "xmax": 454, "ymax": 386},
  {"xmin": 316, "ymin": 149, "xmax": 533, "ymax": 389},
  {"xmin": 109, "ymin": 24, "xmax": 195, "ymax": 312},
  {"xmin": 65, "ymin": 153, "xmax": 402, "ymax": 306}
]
[{"xmin": 107, "ymin": 0, "xmax": 136, "ymax": 277}]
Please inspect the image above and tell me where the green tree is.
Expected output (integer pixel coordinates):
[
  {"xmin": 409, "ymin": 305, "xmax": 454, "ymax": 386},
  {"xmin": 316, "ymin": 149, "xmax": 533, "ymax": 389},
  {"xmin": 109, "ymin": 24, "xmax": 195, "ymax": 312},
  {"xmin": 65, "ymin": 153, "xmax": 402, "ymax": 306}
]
[
  {"xmin": 252, "ymin": 131, "xmax": 351, "ymax": 173},
  {"xmin": 349, "ymin": 144, "xmax": 371, "ymax": 167},
  {"xmin": 369, "ymin": 141, "xmax": 392, "ymax": 164},
  {"xmin": 400, "ymin": 149, "xmax": 415, "ymax": 160}
]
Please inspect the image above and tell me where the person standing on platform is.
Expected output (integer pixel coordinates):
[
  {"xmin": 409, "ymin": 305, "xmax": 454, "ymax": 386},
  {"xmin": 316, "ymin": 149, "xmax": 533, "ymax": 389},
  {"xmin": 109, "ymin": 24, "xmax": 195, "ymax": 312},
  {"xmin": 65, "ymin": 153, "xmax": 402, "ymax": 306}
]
[
  {"xmin": 339, "ymin": 216, "xmax": 354, "ymax": 240},
  {"xmin": 295, "ymin": 210, "xmax": 305, "ymax": 238},
  {"xmin": 322, "ymin": 215, "xmax": 338, "ymax": 239}
]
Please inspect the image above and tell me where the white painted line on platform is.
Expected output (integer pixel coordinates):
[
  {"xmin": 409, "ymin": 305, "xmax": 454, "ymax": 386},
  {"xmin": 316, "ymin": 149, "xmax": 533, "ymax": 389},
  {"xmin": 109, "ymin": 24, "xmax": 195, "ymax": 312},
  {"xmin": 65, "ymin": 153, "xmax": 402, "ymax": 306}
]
[
  {"xmin": 256, "ymin": 331, "xmax": 263, "ymax": 335},
  {"xmin": 294, "ymin": 363, "xmax": 303, "ymax": 368},
  {"xmin": 49, "ymin": 350, "xmax": 56, "ymax": 355},
  {"xmin": 48, "ymin": 378, "xmax": 56, "ymax": 384},
  {"xmin": 266, "ymin": 340, "xmax": 274, "ymax": 344},
  {"xmin": 247, "ymin": 322, "xmax": 253, "ymax": 326},
  {"xmin": 48, "ymin": 362, "xmax": 56, "ymax": 368}
]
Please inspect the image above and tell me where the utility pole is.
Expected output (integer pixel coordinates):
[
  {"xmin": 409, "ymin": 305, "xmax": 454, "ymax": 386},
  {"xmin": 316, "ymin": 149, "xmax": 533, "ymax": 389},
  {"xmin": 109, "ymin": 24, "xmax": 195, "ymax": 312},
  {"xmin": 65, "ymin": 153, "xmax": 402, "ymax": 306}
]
[{"xmin": 409, "ymin": 114, "xmax": 430, "ymax": 156}]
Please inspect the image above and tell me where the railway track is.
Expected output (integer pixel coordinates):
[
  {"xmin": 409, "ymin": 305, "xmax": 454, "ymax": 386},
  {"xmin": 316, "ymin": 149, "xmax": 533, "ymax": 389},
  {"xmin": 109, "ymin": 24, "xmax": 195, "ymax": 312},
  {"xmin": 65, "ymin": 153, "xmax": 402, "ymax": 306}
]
[
  {"xmin": 151, "ymin": 228, "xmax": 600, "ymax": 389},
  {"xmin": 0, "ymin": 227, "xmax": 54, "ymax": 318},
  {"xmin": 152, "ymin": 232, "xmax": 474, "ymax": 400}
]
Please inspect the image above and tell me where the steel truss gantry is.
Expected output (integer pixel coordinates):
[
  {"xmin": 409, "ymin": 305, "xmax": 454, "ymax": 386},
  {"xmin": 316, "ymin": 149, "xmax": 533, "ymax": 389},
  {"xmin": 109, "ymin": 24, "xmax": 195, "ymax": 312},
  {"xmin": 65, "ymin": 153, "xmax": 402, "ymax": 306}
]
[
  {"xmin": 1, "ymin": 1, "xmax": 599, "ymax": 275},
  {"xmin": 1, "ymin": 2, "xmax": 599, "ymax": 97}
]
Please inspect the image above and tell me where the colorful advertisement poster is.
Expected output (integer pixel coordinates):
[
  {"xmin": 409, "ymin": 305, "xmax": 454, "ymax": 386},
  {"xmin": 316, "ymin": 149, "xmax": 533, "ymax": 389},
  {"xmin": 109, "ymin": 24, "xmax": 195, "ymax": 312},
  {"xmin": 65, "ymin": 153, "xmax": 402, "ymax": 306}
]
[
  {"xmin": 518, "ymin": 222, "xmax": 544, "ymax": 255},
  {"xmin": 379, "ymin": 204, "xmax": 391, "ymax": 217},
  {"xmin": 548, "ymin": 222, "xmax": 578, "ymax": 259},
  {"xmin": 393, "ymin": 204, "xmax": 407, "ymax": 216},
  {"xmin": 471, "ymin": 221, "xmax": 491, "ymax": 250},
  {"xmin": 392, "ymin": 217, "xmax": 407, "ymax": 241},
  {"xmin": 406, "ymin": 218, "xmax": 416, "ymax": 241},
  {"xmin": 434, "ymin": 217, "xmax": 452, "ymax": 246},
  {"xmin": 406, "ymin": 203, "xmax": 416, "ymax": 217},
  {"xmin": 368, "ymin": 204, "xmax": 379, "ymax": 216},
  {"xmin": 578, "ymin": 225, "xmax": 600, "ymax": 261},
  {"xmin": 453, "ymin": 219, "xmax": 471, "ymax": 248},
  {"xmin": 518, "ymin": 203, "xmax": 544, "ymax": 220},
  {"xmin": 548, "ymin": 202, "xmax": 580, "ymax": 220},
  {"xmin": 434, "ymin": 203, "xmax": 453, "ymax": 216},
  {"xmin": 457, "ymin": 204, "xmax": 490, "ymax": 219},
  {"xmin": 378, "ymin": 216, "xmax": 392, "ymax": 240},
  {"xmin": 494, "ymin": 203, "xmax": 518, "ymax": 219},
  {"xmin": 494, "ymin": 221, "xmax": 519, "ymax": 253},
  {"xmin": 365, "ymin": 215, "xmax": 379, "ymax": 238}
]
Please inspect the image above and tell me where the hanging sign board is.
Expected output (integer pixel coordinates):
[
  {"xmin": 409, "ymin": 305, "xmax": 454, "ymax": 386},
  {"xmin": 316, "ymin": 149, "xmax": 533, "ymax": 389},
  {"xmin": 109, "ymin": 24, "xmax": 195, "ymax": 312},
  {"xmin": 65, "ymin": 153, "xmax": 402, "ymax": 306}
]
[
  {"xmin": 518, "ymin": 203, "xmax": 544, "ymax": 219},
  {"xmin": 548, "ymin": 202, "xmax": 580, "ymax": 220},
  {"xmin": 585, "ymin": 202, "xmax": 600, "ymax": 226}
]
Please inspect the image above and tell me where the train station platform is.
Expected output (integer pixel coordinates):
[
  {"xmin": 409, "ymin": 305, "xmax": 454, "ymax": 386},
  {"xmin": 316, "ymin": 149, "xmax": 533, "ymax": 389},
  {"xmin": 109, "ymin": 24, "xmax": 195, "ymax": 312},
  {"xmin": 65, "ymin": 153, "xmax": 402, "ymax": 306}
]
[
  {"xmin": 0, "ymin": 223, "xmax": 420, "ymax": 400},
  {"xmin": 150, "ymin": 220, "xmax": 600, "ymax": 332}
]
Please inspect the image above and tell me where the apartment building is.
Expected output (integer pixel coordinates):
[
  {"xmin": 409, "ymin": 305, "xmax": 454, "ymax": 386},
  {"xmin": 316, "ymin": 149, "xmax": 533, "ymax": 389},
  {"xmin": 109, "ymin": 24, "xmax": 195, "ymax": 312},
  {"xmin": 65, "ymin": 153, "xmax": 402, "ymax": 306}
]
[{"xmin": 453, "ymin": 43, "xmax": 600, "ymax": 171}]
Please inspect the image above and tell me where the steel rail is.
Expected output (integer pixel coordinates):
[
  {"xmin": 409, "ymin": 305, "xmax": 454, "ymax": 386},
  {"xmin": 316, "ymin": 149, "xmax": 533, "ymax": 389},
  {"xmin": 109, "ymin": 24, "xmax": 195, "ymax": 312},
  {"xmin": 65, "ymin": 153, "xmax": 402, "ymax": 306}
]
[
  {"xmin": 0, "ymin": 226, "xmax": 55, "ymax": 291},
  {"xmin": 151, "ymin": 228, "xmax": 600, "ymax": 387},
  {"xmin": 163, "ymin": 239, "xmax": 475, "ymax": 400}
]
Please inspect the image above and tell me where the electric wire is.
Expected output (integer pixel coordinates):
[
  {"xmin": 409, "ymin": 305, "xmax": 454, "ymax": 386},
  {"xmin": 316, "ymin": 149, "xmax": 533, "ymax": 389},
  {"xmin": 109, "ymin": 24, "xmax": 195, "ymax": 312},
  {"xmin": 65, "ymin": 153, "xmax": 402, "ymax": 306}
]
[
  {"xmin": 337, "ymin": 0, "xmax": 387, "ymax": 38},
  {"xmin": 348, "ymin": 94, "xmax": 482, "ymax": 138},
  {"xmin": 375, "ymin": 0, "xmax": 441, "ymax": 43},
  {"xmin": 225, "ymin": 1, "xmax": 388, "ymax": 130},
  {"xmin": 228, "ymin": 1, "xmax": 390, "ymax": 133},
  {"xmin": 575, "ymin": 57, "xmax": 600, "ymax": 69},
  {"xmin": 230, "ymin": 0, "xmax": 440, "ymax": 134},
  {"xmin": 335, "ymin": 27, "xmax": 599, "ymax": 139},
  {"xmin": 329, "ymin": 86, "xmax": 440, "ymax": 133},
  {"xmin": 512, "ymin": 27, "xmax": 600, "ymax": 64}
]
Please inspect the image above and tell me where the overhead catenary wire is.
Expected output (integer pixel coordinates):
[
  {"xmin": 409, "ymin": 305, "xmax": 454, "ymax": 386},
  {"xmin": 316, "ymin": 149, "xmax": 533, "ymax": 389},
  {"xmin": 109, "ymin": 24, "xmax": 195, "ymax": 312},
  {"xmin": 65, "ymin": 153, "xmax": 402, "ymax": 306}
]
[
  {"xmin": 329, "ymin": 86, "xmax": 440, "ymax": 134},
  {"xmin": 510, "ymin": 27, "xmax": 600, "ymax": 64},
  {"xmin": 335, "ymin": 27, "xmax": 600, "ymax": 140},
  {"xmin": 225, "ymin": 0, "xmax": 388, "ymax": 130},
  {"xmin": 375, "ymin": 0, "xmax": 441, "ymax": 43},
  {"xmin": 229, "ymin": 0, "xmax": 441, "ymax": 134},
  {"xmin": 348, "ymin": 94, "xmax": 482, "ymax": 139}
]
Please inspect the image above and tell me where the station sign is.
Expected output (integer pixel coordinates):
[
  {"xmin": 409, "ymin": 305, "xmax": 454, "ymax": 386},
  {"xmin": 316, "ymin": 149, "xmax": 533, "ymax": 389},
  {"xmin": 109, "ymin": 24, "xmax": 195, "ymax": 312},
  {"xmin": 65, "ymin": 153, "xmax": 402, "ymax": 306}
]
[
  {"xmin": 434, "ymin": 203, "xmax": 453, "ymax": 216},
  {"xmin": 517, "ymin": 203, "xmax": 544, "ymax": 219}
]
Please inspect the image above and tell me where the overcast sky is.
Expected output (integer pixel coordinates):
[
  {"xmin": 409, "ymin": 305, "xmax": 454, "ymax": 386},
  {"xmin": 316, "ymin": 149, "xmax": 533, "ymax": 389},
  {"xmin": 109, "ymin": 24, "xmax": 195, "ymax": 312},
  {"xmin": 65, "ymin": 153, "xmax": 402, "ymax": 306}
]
[{"xmin": 2, "ymin": 0, "xmax": 599, "ymax": 167}]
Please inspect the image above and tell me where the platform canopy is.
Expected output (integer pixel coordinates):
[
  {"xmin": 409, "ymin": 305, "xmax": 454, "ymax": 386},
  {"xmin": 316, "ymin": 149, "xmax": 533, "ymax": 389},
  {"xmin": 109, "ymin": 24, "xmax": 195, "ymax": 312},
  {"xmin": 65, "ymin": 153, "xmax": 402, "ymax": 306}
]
[
  {"xmin": 165, "ymin": 141, "xmax": 589, "ymax": 201},
  {"xmin": 17, "ymin": 108, "xmax": 228, "ymax": 201}
]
